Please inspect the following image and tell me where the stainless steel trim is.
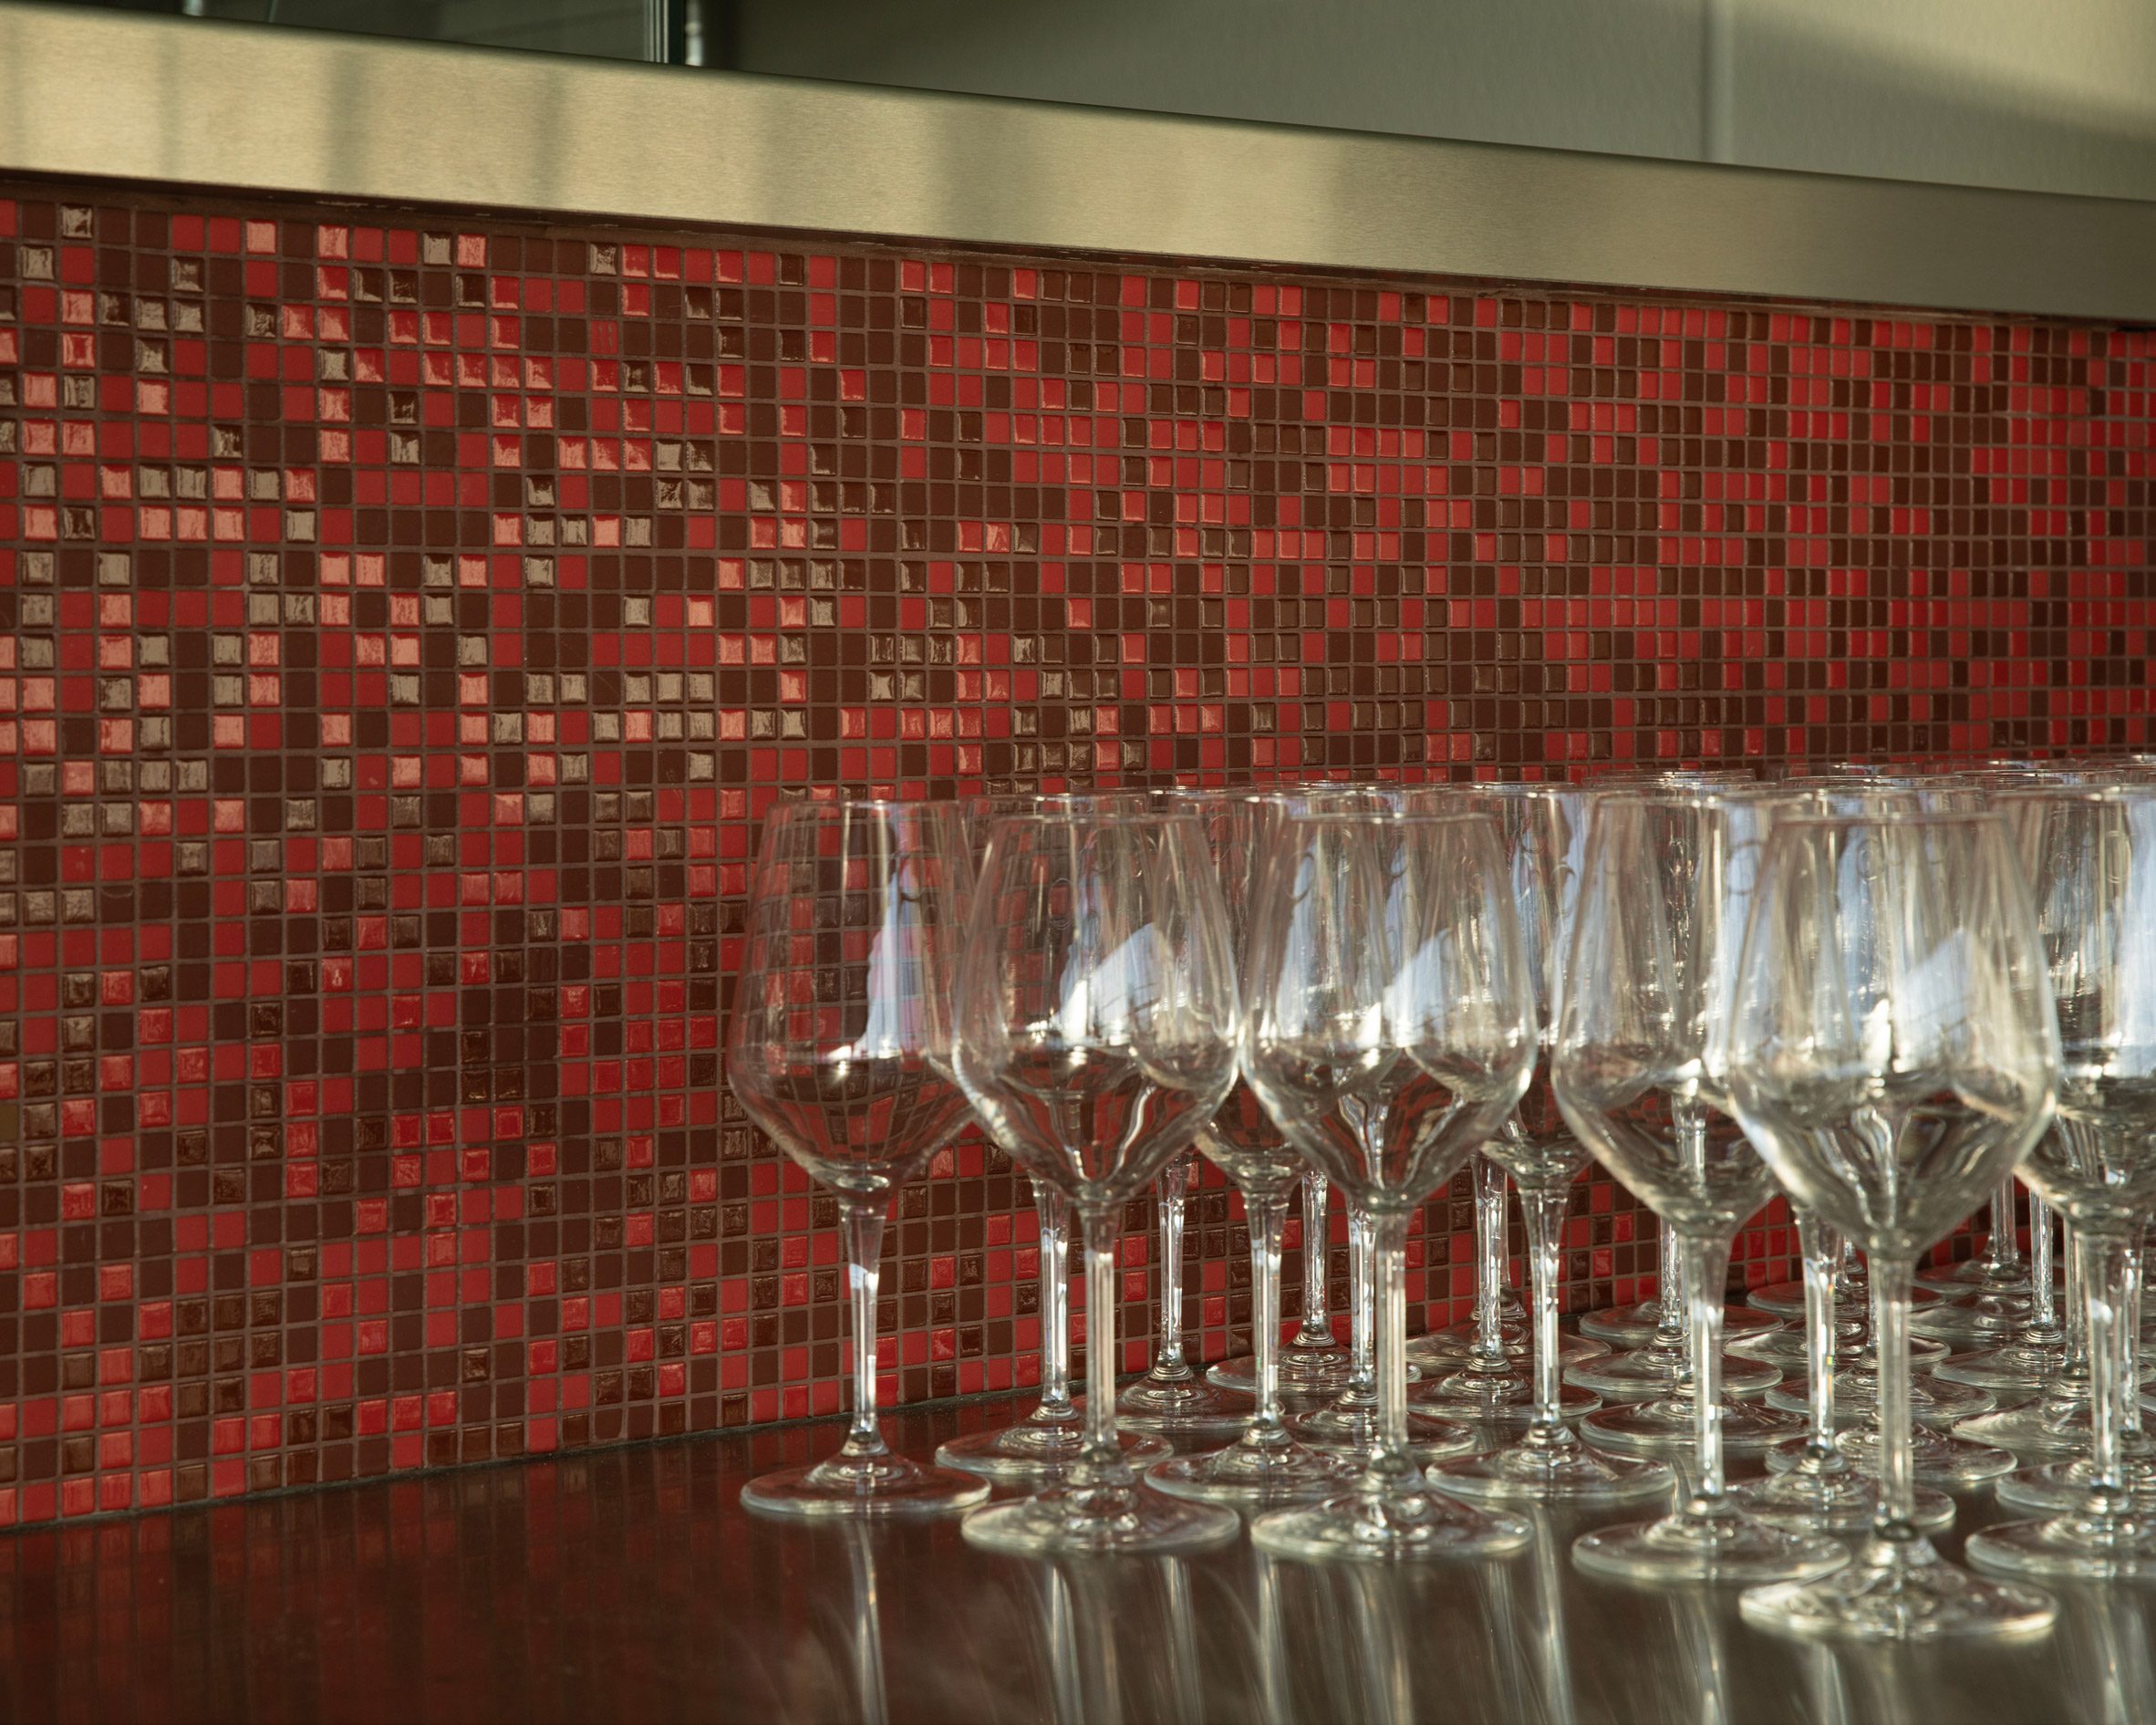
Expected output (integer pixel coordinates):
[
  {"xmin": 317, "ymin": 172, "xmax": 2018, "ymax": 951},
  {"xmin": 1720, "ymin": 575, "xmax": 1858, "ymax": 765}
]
[{"xmin": 4, "ymin": 1, "xmax": 2154, "ymax": 320}]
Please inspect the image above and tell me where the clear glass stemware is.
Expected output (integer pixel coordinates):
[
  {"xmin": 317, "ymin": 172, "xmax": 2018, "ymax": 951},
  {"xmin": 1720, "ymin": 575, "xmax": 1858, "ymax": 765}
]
[
  {"xmin": 1557, "ymin": 792, "xmax": 1845, "ymax": 1585},
  {"xmin": 1243, "ymin": 811, "xmax": 1538, "ymax": 1561},
  {"xmin": 937, "ymin": 794, "xmax": 1169, "ymax": 1483},
  {"xmin": 727, "ymin": 799, "xmax": 991, "ymax": 1518},
  {"xmin": 954, "ymin": 809, "xmax": 1242, "ymax": 1556},
  {"xmin": 1727, "ymin": 813, "xmax": 2060, "ymax": 1640},
  {"xmin": 1967, "ymin": 787, "xmax": 2156, "ymax": 1582},
  {"xmin": 1432, "ymin": 784, "xmax": 1674, "ymax": 1505},
  {"xmin": 1146, "ymin": 791, "xmax": 1359, "ymax": 1504}
]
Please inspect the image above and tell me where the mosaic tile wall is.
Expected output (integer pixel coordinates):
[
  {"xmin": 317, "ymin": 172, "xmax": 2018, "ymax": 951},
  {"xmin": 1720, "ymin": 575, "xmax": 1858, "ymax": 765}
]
[{"xmin": 0, "ymin": 175, "xmax": 2149, "ymax": 1525}]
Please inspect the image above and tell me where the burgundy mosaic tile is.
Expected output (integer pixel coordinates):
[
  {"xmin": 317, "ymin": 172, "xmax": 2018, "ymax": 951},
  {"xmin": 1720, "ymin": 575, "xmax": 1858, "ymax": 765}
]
[{"xmin": 0, "ymin": 176, "xmax": 2151, "ymax": 1523}]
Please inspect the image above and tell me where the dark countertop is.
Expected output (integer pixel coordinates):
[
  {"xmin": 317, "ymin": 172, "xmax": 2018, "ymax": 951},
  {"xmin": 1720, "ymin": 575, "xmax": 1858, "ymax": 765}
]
[{"xmin": 1, "ymin": 1395, "xmax": 2150, "ymax": 1725}]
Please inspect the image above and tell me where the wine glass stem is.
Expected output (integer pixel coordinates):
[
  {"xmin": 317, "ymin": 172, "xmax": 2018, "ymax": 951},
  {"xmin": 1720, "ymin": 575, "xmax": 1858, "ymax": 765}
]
[
  {"xmin": 839, "ymin": 1197, "xmax": 892, "ymax": 1459},
  {"xmin": 1247, "ymin": 1190, "xmax": 1290, "ymax": 1429},
  {"xmin": 2066, "ymin": 1225, "xmax": 2089, "ymax": 1367},
  {"xmin": 1684, "ymin": 1230, "xmax": 1734, "ymax": 1503},
  {"xmin": 1373, "ymin": 1210, "xmax": 1413, "ymax": 1465},
  {"xmin": 1798, "ymin": 1210, "xmax": 1842, "ymax": 1461},
  {"xmin": 1653, "ymin": 1222, "xmax": 1685, "ymax": 1346},
  {"xmin": 1079, "ymin": 1205, "xmax": 1129, "ymax": 1478},
  {"xmin": 1154, "ymin": 1152, "xmax": 1192, "ymax": 1374},
  {"xmin": 2084, "ymin": 1230, "xmax": 2131, "ymax": 1502},
  {"xmin": 1349, "ymin": 1202, "xmax": 1375, "ymax": 1390},
  {"xmin": 1520, "ymin": 1182, "xmax": 1568, "ymax": 1435},
  {"xmin": 1983, "ymin": 1175, "xmax": 2022, "ymax": 1274},
  {"xmin": 2126, "ymin": 1245, "xmax": 2145, "ymax": 1443},
  {"xmin": 1031, "ymin": 1179, "xmax": 1075, "ymax": 1418},
  {"xmin": 1296, "ymin": 1171, "xmax": 1332, "ymax": 1346},
  {"xmin": 1474, "ymin": 1154, "xmax": 1508, "ymax": 1365},
  {"xmin": 1870, "ymin": 1255, "xmax": 1916, "ymax": 1537},
  {"xmin": 2028, "ymin": 1191, "xmax": 2055, "ymax": 1335}
]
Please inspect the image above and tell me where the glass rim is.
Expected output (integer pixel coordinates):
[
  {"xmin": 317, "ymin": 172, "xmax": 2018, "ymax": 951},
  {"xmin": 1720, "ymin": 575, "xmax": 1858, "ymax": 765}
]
[
  {"xmin": 981, "ymin": 805, "xmax": 1203, "ymax": 828},
  {"xmin": 1987, "ymin": 782, "xmax": 2156, "ymax": 804},
  {"xmin": 766, "ymin": 795, "xmax": 961, "ymax": 817},
  {"xmin": 1766, "ymin": 808, "xmax": 2008, "ymax": 830},
  {"xmin": 1274, "ymin": 807, "xmax": 1503, "ymax": 828},
  {"xmin": 1402, "ymin": 779, "xmax": 1578, "ymax": 797}
]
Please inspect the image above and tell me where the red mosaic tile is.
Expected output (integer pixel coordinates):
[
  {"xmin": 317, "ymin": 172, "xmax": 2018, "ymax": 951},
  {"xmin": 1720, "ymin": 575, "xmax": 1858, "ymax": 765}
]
[{"xmin": 1, "ymin": 177, "xmax": 2151, "ymax": 1522}]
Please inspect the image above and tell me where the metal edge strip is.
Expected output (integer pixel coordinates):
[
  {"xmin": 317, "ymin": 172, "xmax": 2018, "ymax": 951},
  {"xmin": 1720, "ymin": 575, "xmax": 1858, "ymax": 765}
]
[{"xmin": 3, "ymin": 1, "xmax": 2155, "ymax": 322}]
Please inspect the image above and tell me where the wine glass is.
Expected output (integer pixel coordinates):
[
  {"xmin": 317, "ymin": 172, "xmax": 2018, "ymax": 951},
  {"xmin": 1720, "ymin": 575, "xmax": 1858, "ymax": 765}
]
[
  {"xmin": 1120, "ymin": 788, "xmax": 1251, "ymax": 1437},
  {"xmin": 1264, "ymin": 787, "xmax": 1471, "ymax": 1460},
  {"xmin": 1401, "ymin": 1153, "xmax": 1539, "ymax": 1359},
  {"xmin": 1570, "ymin": 789, "xmax": 1806, "ymax": 1465},
  {"xmin": 1933, "ymin": 1190, "xmax": 2066, "ymax": 1391},
  {"xmin": 954, "ymin": 807, "xmax": 1242, "ymax": 1555},
  {"xmin": 1555, "ymin": 792, "xmax": 1845, "ymax": 1584},
  {"xmin": 1432, "ymin": 784, "xmax": 1674, "ymax": 1504},
  {"xmin": 1916, "ymin": 1179, "xmax": 2032, "ymax": 1292},
  {"xmin": 936, "ymin": 793, "xmax": 1169, "ymax": 1483},
  {"xmin": 1727, "ymin": 812, "xmax": 2060, "ymax": 1640},
  {"xmin": 1729, "ymin": 1207, "xmax": 1956, "ymax": 1535},
  {"xmin": 1966, "ymin": 787, "xmax": 2156, "ymax": 1582},
  {"xmin": 1147, "ymin": 790, "xmax": 1361, "ymax": 1504},
  {"xmin": 726, "ymin": 798, "xmax": 990, "ymax": 1517},
  {"xmin": 1208, "ymin": 1170, "xmax": 1353, "ymax": 1394},
  {"xmin": 1116, "ymin": 1142, "xmax": 1249, "ymax": 1434},
  {"xmin": 1579, "ymin": 1220, "xmax": 1781, "ymax": 1346},
  {"xmin": 1571, "ymin": 776, "xmax": 1781, "ymax": 1361},
  {"xmin": 1243, "ymin": 811, "xmax": 1538, "ymax": 1560}
]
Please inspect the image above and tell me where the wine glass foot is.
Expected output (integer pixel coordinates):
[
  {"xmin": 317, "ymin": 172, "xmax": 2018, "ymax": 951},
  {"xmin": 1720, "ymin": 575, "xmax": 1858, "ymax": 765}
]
[
  {"xmin": 1914, "ymin": 1254, "xmax": 2047, "ymax": 1294},
  {"xmin": 1287, "ymin": 1402, "xmax": 1482, "ymax": 1462},
  {"xmin": 1567, "ymin": 1348, "xmax": 1779, "ymax": 1402},
  {"xmin": 1584, "ymin": 1395, "xmax": 1803, "ymax": 1458},
  {"xmin": 1966, "ymin": 1509, "xmax": 2156, "ymax": 1582},
  {"xmin": 1145, "ymin": 1436, "xmax": 1362, "ymax": 1505},
  {"xmin": 962, "ymin": 1481, "xmax": 1240, "ymax": 1556},
  {"xmin": 1573, "ymin": 1502, "xmax": 1847, "ymax": 1585},
  {"xmin": 1995, "ymin": 1458, "xmax": 2156, "ymax": 1515},
  {"xmin": 1728, "ymin": 1326, "xmax": 1947, "ymax": 1367},
  {"xmin": 1404, "ymin": 1325, "xmax": 1607, "ymax": 1367},
  {"xmin": 1726, "ymin": 1466, "xmax": 1957, "ymax": 1534},
  {"xmin": 1909, "ymin": 1294, "xmax": 2032, "ymax": 1344},
  {"xmin": 1436, "ymin": 1438, "xmax": 1674, "ymax": 1505},
  {"xmin": 1954, "ymin": 1399, "xmax": 2094, "ymax": 1457},
  {"xmin": 1252, "ymin": 1485, "xmax": 1534, "ymax": 1562},
  {"xmin": 1742, "ymin": 1539, "xmax": 2057, "ymax": 1642},
  {"xmin": 1114, "ymin": 1374, "xmax": 1250, "ymax": 1438},
  {"xmin": 1819, "ymin": 1424, "xmax": 2018, "ymax": 1488},
  {"xmin": 1206, "ymin": 1352, "xmax": 1354, "ymax": 1397},
  {"xmin": 1407, "ymin": 1374, "xmax": 1600, "ymax": 1425},
  {"xmin": 1582, "ymin": 1302, "xmax": 1779, "ymax": 1346},
  {"xmin": 742, "ymin": 1451, "xmax": 990, "ymax": 1519},
  {"xmin": 1765, "ymin": 1372, "xmax": 1994, "ymax": 1427},
  {"xmin": 1929, "ymin": 1343, "xmax": 2064, "ymax": 1392},
  {"xmin": 935, "ymin": 1421, "xmax": 1170, "ymax": 1485},
  {"xmin": 1280, "ymin": 1334, "xmax": 1354, "ymax": 1375}
]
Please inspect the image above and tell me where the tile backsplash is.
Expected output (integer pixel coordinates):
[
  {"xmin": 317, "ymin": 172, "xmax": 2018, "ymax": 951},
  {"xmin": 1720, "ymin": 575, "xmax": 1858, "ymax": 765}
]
[{"xmin": 0, "ymin": 178, "xmax": 2149, "ymax": 1523}]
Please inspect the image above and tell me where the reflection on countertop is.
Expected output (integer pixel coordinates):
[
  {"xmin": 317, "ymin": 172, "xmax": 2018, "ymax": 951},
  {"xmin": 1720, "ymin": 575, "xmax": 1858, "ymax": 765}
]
[{"xmin": 0, "ymin": 1396, "xmax": 2149, "ymax": 1724}]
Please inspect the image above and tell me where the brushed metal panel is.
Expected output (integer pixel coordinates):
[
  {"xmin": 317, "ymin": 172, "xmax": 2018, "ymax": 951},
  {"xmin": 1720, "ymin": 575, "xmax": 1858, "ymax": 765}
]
[{"xmin": 3, "ymin": 1, "xmax": 2154, "ymax": 319}]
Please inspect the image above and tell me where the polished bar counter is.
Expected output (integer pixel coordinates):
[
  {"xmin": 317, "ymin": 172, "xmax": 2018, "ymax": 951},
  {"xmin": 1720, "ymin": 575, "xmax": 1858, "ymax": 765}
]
[{"xmin": 0, "ymin": 1394, "xmax": 2145, "ymax": 1725}]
